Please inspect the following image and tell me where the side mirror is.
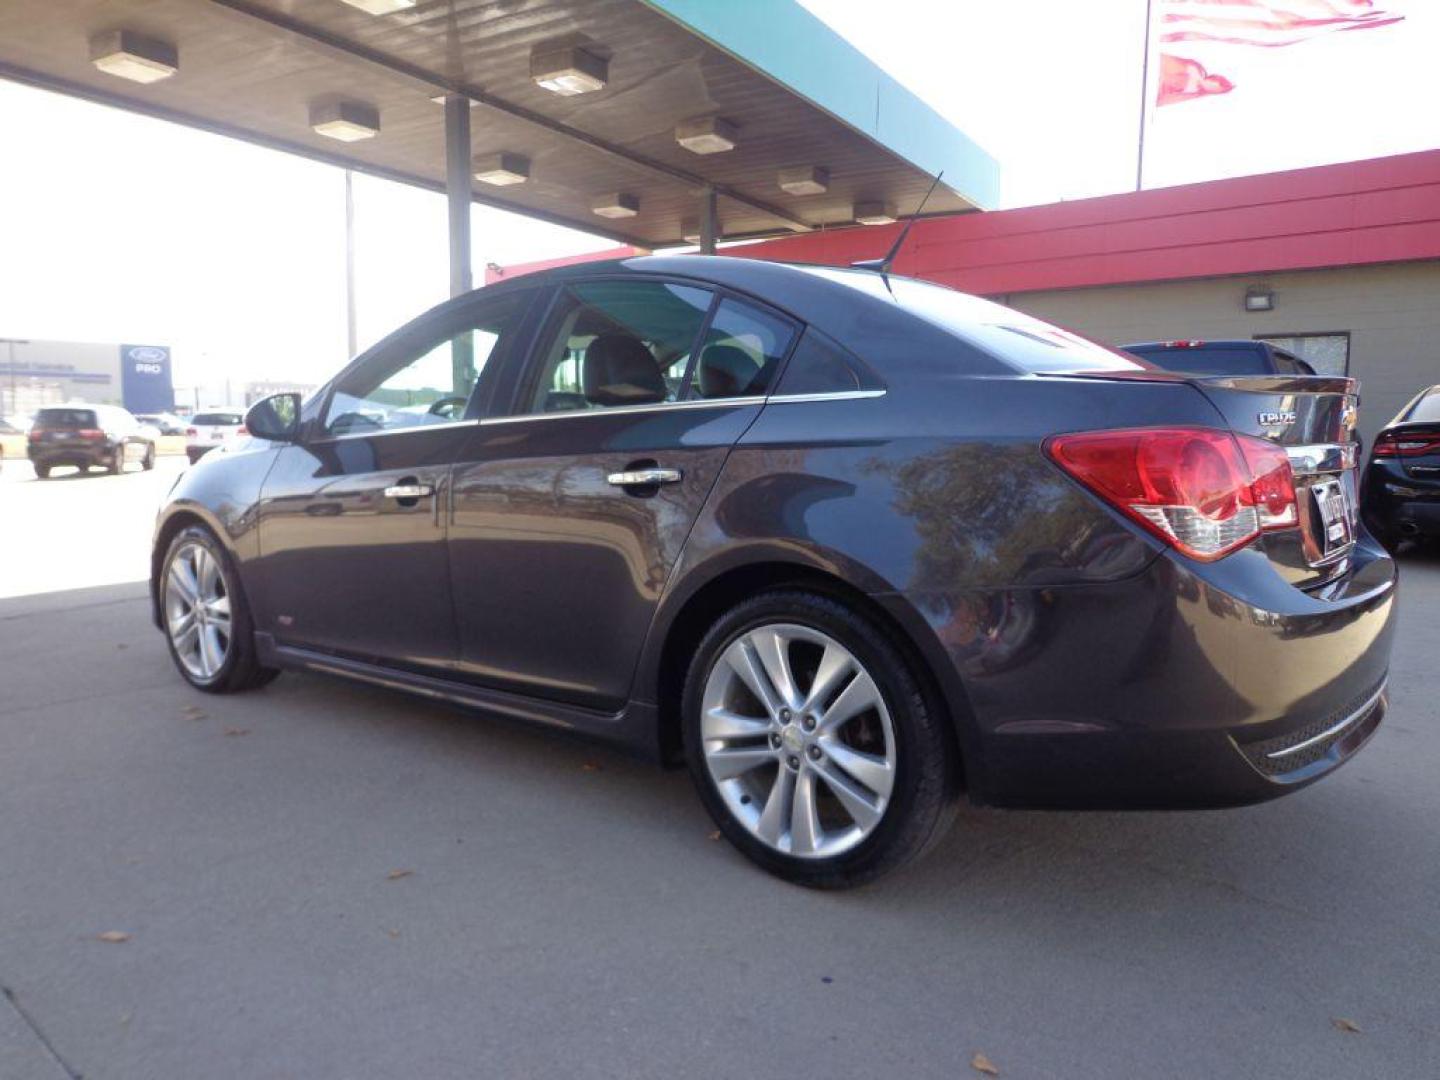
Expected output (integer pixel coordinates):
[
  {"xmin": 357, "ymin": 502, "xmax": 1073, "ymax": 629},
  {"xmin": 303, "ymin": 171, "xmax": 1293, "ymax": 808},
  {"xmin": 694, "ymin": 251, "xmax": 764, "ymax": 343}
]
[{"xmin": 245, "ymin": 393, "xmax": 302, "ymax": 443}]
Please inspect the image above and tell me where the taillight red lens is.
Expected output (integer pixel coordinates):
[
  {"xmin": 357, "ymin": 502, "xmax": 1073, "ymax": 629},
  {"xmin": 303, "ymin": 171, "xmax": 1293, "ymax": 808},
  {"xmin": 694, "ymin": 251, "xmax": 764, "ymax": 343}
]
[
  {"xmin": 237, "ymin": 425, "xmax": 248, "ymax": 436},
  {"xmin": 27, "ymin": 429, "xmax": 41, "ymax": 442},
  {"xmin": 186, "ymin": 427, "xmax": 197, "ymax": 438},
  {"xmin": 1046, "ymin": 427, "xmax": 1297, "ymax": 561},
  {"xmin": 77, "ymin": 428, "xmax": 104, "ymax": 439},
  {"xmin": 1372, "ymin": 431, "xmax": 1440, "ymax": 458}
]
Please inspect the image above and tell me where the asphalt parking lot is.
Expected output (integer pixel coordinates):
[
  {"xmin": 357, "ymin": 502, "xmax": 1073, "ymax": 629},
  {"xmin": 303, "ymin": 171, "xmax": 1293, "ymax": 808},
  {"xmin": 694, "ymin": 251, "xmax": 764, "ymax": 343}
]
[{"xmin": 1, "ymin": 456, "xmax": 1437, "ymax": 1079}]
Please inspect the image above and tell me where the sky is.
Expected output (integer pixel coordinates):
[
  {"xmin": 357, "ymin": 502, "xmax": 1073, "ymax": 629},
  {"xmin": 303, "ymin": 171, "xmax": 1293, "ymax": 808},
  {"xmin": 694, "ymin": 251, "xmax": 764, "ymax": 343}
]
[{"xmin": 0, "ymin": 0, "xmax": 1431, "ymax": 395}]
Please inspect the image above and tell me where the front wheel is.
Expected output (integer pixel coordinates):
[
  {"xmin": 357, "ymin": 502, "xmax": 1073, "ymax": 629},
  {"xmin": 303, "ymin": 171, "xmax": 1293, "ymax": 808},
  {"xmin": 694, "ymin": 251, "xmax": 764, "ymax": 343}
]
[
  {"xmin": 141, "ymin": 442, "xmax": 155, "ymax": 470},
  {"xmin": 160, "ymin": 525, "xmax": 280, "ymax": 693},
  {"xmin": 683, "ymin": 590, "xmax": 958, "ymax": 888},
  {"xmin": 108, "ymin": 447, "xmax": 123, "ymax": 474}
]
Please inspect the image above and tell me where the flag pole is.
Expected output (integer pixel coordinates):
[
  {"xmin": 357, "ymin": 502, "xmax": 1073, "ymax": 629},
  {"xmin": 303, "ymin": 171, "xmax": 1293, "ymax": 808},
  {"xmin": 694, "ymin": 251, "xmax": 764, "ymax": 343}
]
[{"xmin": 1136, "ymin": 0, "xmax": 1155, "ymax": 191}]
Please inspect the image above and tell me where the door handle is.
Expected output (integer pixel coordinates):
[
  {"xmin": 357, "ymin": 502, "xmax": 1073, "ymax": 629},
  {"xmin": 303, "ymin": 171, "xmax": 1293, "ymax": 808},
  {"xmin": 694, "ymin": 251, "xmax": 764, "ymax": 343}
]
[
  {"xmin": 607, "ymin": 468, "xmax": 682, "ymax": 487},
  {"xmin": 383, "ymin": 482, "xmax": 435, "ymax": 500}
]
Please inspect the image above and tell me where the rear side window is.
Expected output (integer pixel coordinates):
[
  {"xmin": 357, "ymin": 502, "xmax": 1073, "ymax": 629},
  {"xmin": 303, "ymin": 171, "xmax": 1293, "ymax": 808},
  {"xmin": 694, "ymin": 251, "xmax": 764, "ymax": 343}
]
[
  {"xmin": 690, "ymin": 299, "xmax": 796, "ymax": 401},
  {"xmin": 1128, "ymin": 345, "xmax": 1271, "ymax": 376},
  {"xmin": 192, "ymin": 412, "xmax": 244, "ymax": 425},
  {"xmin": 1409, "ymin": 392, "xmax": 1440, "ymax": 423},
  {"xmin": 36, "ymin": 408, "xmax": 96, "ymax": 427},
  {"xmin": 774, "ymin": 328, "xmax": 882, "ymax": 396}
]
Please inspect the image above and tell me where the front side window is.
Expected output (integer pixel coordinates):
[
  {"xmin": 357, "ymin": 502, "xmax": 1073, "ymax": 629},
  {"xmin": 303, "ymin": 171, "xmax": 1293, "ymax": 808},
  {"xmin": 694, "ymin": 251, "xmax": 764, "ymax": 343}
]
[
  {"xmin": 522, "ymin": 280, "xmax": 713, "ymax": 415},
  {"xmin": 690, "ymin": 299, "xmax": 795, "ymax": 400},
  {"xmin": 325, "ymin": 292, "xmax": 527, "ymax": 436}
]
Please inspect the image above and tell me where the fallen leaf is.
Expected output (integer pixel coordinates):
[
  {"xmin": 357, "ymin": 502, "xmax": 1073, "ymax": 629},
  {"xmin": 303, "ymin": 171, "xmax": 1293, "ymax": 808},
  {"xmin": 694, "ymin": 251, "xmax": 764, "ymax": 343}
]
[
  {"xmin": 386, "ymin": 869, "xmax": 414, "ymax": 881},
  {"xmin": 1332, "ymin": 1017, "xmax": 1362, "ymax": 1034},
  {"xmin": 223, "ymin": 728, "xmax": 250, "ymax": 737},
  {"xmin": 96, "ymin": 931, "xmax": 131, "ymax": 943},
  {"xmin": 181, "ymin": 705, "xmax": 206, "ymax": 721},
  {"xmin": 386, "ymin": 928, "xmax": 401, "ymax": 939},
  {"xmin": 971, "ymin": 1052, "xmax": 1000, "ymax": 1076},
  {"xmin": 708, "ymin": 830, "xmax": 721, "ymax": 841},
  {"xmin": 580, "ymin": 762, "xmax": 601, "ymax": 772}
]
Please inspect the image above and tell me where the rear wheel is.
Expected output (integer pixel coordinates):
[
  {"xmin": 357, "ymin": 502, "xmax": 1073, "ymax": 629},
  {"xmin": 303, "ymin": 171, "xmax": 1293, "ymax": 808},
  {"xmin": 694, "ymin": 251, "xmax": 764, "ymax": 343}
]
[
  {"xmin": 34, "ymin": 464, "xmax": 50, "ymax": 480},
  {"xmin": 683, "ymin": 590, "xmax": 958, "ymax": 888},
  {"xmin": 161, "ymin": 525, "xmax": 279, "ymax": 693},
  {"xmin": 141, "ymin": 442, "xmax": 155, "ymax": 470}
]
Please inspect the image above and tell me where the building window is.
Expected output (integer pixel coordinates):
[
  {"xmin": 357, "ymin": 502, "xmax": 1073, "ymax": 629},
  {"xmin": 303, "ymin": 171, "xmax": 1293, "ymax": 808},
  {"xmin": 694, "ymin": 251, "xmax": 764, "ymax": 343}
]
[{"xmin": 1254, "ymin": 332, "xmax": 1350, "ymax": 377}]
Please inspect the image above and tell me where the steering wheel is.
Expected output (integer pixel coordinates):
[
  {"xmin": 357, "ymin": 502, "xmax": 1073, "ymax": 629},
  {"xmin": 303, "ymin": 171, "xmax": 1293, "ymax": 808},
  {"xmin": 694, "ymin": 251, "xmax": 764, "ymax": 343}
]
[{"xmin": 428, "ymin": 397, "xmax": 467, "ymax": 420}]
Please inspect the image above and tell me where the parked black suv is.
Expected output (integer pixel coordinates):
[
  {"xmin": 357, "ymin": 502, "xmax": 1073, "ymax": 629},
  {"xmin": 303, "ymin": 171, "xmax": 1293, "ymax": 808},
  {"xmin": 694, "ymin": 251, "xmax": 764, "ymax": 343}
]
[
  {"xmin": 1362, "ymin": 384, "xmax": 1440, "ymax": 549},
  {"xmin": 1124, "ymin": 339, "xmax": 1317, "ymax": 377},
  {"xmin": 149, "ymin": 257, "xmax": 1394, "ymax": 886},
  {"xmin": 27, "ymin": 404, "xmax": 156, "ymax": 478}
]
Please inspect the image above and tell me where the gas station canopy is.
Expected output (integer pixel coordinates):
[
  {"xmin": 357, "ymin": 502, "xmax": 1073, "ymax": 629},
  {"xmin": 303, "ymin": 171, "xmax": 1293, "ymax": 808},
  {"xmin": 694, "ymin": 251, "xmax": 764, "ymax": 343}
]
[{"xmin": 0, "ymin": 0, "xmax": 998, "ymax": 247}]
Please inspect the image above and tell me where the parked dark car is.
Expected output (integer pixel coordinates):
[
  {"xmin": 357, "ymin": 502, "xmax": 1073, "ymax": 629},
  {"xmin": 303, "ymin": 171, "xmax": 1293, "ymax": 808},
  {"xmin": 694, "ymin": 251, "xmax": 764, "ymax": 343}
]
[
  {"xmin": 1124, "ymin": 339, "xmax": 1317, "ymax": 377},
  {"xmin": 1361, "ymin": 384, "xmax": 1440, "ymax": 549},
  {"xmin": 149, "ymin": 256, "xmax": 1395, "ymax": 886},
  {"xmin": 28, "ymin": 404, "xmax": 156, "ymax": 478}
]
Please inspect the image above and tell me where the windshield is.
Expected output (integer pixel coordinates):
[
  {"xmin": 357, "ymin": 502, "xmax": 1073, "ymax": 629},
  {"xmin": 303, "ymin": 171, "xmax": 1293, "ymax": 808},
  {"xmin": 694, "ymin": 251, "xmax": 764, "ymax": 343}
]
[
  {"xmin": 798, "ymin": 267, "xmax": 1149, "ymax": 374},
  {"xmin": 1128, "ymin": 345, "xmax": 1271, "ymax": 376}
]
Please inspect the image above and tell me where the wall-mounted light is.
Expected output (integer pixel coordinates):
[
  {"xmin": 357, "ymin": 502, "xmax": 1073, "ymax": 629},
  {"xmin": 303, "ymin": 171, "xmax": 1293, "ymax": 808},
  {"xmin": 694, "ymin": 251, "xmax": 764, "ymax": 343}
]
[
  {"xmin": 310, "ymin": 100, "xmax": 380, "ymax": 142},
  {"xmin": 854, "ymin": 201, "xmax": 896, "ymax": 226},
  {"xmin": 675, "ymin": 116, "xmax": 737, "ymax": 155},
  {"xmin": 778, "ymin": 165, "xmax": 829, "ymax": 196},
  {"xmin": 337, "ymin": 0, "xmax": 417, "ymax": 13},
  {"xmin": 90, "ymin": 29, "xmax": 177, "ymax": 84},
  {"xmin": 473, "ymin": 152, "xmax": 531, "ymax": 186},
  {"xmin": 531, "ymin": 45, "xmax": 608, "ymax": 96},
  {"xmin": 1244, "ymin": 285, "xmax": 1275, "ymax": 312},
  {"xmin": 592, "ymin": 192, "xmax": 639, "ymax": 219}
]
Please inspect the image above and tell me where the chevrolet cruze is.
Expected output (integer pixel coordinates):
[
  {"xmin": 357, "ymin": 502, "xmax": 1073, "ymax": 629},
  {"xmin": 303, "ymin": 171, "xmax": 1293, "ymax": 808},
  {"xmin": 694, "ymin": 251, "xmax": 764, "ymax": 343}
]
[{"xmin": 151, "ymin": 256, "xmax": 1396, "ymax": 887}]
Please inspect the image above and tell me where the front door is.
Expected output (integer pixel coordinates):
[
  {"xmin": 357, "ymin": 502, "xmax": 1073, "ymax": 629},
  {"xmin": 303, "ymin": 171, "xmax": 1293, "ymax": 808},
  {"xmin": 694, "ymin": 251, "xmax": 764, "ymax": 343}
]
[
  {"xmin": 450, "ymin": 280, "xmax": 798, "ymax": 710},
  {"xmin": 252, "ymin": 289, "xmax": 534, "ymax": 672}
]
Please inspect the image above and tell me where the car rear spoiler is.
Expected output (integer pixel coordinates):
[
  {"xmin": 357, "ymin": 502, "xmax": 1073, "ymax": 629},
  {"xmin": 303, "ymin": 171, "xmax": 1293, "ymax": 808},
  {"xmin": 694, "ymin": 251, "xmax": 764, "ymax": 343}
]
[{"xmin": 1191, "ymin": 374, "xmax": 1359, "ymax": 396}]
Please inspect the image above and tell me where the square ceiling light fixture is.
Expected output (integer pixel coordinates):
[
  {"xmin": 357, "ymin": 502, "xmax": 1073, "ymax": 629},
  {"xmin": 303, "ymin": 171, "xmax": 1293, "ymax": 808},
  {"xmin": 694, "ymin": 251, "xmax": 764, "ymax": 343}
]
[
  {"xmin": 89, "ymin": 29, "xmax": 177, "ymax": 84},
  {"xmin": 778, "ymin": 166, "xmax": 829, "ymax": 196},
  {"xmin": 675, "ymin": 116, "xmax": 738, "ymax": 155},
  {"xmin": 593, "ymin": 192, "xmax": 640, "ymax": 219},
  {"xmin": 473, "ymin": 152, "xmax": 531, "ymax": 186},
  {"xmin": 310, "ymin": 100, "xmax": 380, "ymax": 142},
  {"xmin": 1244, "ymin": 285, "xmax": 1276, "ymax": 312},
  {"xmin": 337, "ymin": 0, "xmax": 417, "ymax": 13},
  {"xmin": 531, "ymin": 45, "xmax": 608, "ymax": 96},
  {"xmin": 854, "ymin": 201, "xmax": 896, "ymax": 226}
]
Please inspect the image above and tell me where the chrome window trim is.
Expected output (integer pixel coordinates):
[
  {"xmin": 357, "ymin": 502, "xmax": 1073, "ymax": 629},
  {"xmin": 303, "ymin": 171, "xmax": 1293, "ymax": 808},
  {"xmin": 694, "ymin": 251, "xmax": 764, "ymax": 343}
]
[
  {"xmin": 479, "ymin": 388, "xmax": 887, "ymax": 426},
  {"xmin": 319, "ymin": 418, "xmax": 481, "ymax": 443},
  {"xmin": 767, "ymin": 389, "xmax": 887, "ymax": 404}
]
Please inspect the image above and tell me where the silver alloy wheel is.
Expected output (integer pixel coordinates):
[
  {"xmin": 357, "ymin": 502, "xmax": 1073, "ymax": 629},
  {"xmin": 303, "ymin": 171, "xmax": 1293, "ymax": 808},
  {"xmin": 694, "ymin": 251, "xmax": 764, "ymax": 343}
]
[
  {"xmin": 164, "ymin": 541, "xmax": 232, "ymax": 681},
  {"xmin": 700, "ymin": 622, "xmax": 897, "ymax": 859}
]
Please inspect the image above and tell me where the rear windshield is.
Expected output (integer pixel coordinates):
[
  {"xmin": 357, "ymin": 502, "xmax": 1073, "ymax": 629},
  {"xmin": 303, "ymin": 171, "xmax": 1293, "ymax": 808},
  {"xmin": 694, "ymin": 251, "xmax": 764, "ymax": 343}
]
[
  {"xmin": 1127, "ymin": 345, "xmax": 1271, "ymax": 376},
  {"xmin": 192, "ymin": 412, "xmax": 243, "ymax": 425},
  {"xmin": 1408, "ymin": 392, "xmax": 1440, "ymax": 423},
  {"xmin": 35, "ymin": 408, "xmax": 96, "ymax": 427},
  {"xmin": 797, "ymin": 267, "xmax": 1148, "ymax": 374}
]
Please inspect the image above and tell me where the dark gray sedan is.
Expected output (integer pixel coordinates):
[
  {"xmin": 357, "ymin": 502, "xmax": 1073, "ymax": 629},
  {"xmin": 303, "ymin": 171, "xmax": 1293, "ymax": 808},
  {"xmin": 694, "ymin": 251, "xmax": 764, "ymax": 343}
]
[{"xmin": 149, "ymin": 256, "xmax": 1395, "ymax": 887}]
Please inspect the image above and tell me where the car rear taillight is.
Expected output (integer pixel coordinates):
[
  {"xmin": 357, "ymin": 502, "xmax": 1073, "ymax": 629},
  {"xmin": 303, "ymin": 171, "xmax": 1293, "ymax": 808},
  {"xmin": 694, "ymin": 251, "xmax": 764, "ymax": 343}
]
[
  {"xmin": 186, "ymin": 427, "xmax": 197, "ymax": 438},
  {"xmin": 77, "ymin": 428, "xmax": 105, "ymax": 439},
  {"xmin": 237, "ymin": 425, "xmax": 247, "ymax": 435},
  {"xmin": 1161, "ymin": 339, "xmax": 1205, "ymax": 348},
  {"xmin": 1372, "ymin": 430, "xmax": 1440, "ymax": 458},
  {"xmin": 27, "ymin": 429, "xmax": 42, "ymax": 442},
  {"xmin": 1045, "ymin": 427, "xmax": 1297, "ymax": 561}
]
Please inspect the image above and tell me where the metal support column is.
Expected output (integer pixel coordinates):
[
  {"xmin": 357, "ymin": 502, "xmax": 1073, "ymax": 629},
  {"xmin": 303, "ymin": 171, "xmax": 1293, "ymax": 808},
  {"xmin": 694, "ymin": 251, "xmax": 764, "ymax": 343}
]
[
  {"xmin": 444, "ymin": 93, "xmax": 475, "ymax": 395},
  {"xmin": 699, "ymin": 186, "xmax": 718, "ymax": 255},
  {"xmin": 343, "ymin": 169, "xmax": 358, "ymax": 358}
]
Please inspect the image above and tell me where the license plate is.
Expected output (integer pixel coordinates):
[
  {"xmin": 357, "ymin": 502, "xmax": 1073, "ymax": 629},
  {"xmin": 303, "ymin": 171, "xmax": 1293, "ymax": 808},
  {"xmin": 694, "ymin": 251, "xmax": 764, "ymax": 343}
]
[{"xmin": 1311, "ymin": 478, "xmax": 1353, "ymax": 556}]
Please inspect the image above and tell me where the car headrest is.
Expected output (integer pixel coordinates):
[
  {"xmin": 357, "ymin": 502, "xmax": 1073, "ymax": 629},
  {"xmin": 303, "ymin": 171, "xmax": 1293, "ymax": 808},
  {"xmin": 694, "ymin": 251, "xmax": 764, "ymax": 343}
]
[
  {"xmin": 582, "ymin": 333, "xmax": 666, "ymax": 406},
  {"xmin": 698, "ymin": 344, "xmax": 763, "ymax": 399}
]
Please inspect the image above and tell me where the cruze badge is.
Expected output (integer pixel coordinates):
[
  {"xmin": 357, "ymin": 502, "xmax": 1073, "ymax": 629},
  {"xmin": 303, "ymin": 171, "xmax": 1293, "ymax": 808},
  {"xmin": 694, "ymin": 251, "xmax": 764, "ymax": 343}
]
[{"xmin": 1258, "ymin": 410, "xmax": 1297, "ymax": 426}]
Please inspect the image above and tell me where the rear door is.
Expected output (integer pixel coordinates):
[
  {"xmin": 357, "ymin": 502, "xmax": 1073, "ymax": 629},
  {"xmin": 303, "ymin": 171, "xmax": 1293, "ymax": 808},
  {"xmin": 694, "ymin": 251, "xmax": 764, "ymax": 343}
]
[
  {"xmin": 448, "ymin": 278, "xmax": 798, "ymax": 710},
  {"xmin": 252, "ymin": 288, "xmax": 536, "ymax": 672}
]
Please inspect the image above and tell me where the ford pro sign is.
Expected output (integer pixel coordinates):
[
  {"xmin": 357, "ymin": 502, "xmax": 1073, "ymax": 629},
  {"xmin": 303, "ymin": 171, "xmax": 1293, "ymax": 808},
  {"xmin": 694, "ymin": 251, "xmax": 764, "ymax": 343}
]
[{"xmin": 120, "ymin": 344, "xmax": 174, "ymax": 413}]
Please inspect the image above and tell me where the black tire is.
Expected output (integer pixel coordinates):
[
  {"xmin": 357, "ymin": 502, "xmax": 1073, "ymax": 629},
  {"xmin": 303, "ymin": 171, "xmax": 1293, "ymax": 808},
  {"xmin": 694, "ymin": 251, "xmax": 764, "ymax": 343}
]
[
  {"xmin": 682, "ymin": 590, "xmax": 959, "ymax": 888},
  {"xmin": 108, "ymin": 446, "xmax": 123, "ymax": 475},
  {"xmin": 34, "ymin": 463, "xmax": 49, "ymax": 480},
  {"xmin": 141, "ymin": 442, "xmax": 156, "ymax": 470},
  {"xmin": 159, "ymin": 525, "xmax": 280, "ymax": 693}
]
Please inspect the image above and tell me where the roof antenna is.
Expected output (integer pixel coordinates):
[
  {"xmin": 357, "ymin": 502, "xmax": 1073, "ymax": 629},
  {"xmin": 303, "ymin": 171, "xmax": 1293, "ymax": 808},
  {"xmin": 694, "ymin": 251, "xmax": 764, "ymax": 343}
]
[{"xmin": 852, "ymin": 169, "xmax": 944, "ymax": 276}]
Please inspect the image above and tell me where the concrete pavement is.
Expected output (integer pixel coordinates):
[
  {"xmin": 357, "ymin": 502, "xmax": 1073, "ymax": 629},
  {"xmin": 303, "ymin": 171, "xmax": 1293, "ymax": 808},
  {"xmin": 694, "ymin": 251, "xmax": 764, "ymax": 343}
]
[{"xmin": 0, "ymin": 461, "xmax": 1437, "ymax": 1078}]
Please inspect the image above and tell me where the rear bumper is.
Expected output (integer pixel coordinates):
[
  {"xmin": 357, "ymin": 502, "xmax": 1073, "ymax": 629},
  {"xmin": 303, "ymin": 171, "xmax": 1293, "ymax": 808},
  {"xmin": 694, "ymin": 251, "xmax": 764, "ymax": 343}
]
[
  {"xmin": 27, "ymin": 443, "xmax": 112, "ymax": 467},
  {"xmin": 897, "ymin": 538, "xmax": 1397, "ymax": 809},
  {"xmin": 1362, "ymin": 461, "xmax": 1440, "ymax": 537}
]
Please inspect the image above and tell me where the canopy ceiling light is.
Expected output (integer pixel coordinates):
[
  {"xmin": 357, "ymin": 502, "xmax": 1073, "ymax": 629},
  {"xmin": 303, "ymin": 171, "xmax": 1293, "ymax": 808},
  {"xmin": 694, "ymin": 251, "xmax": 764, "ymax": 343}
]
[
  {"xmin": 592, "ymin": 192, "xmax": 640, "ymax": 219},
  {"xmin": 473, "ymin": 152, "xmax": 531, "ymax": 186},
  {"xmin": 675, "ymin": 116, "xmax": 738, "ymax": 155},
  {"xmin": 777, "ymin": 166, "xmax": 829, "ymax": 196},
  {"xmin": 309, "ymin": 101, "xmax": 380, "ymax": 142},
  {"xmin": 89, "ymin": 29, "xmax": 177, "ymax": 84},
  {"xmin": 1244, "ymin": 285, "xmax": 1276, "ymax": 312},
  {"xmin": 530, "ymin": 45, "xmax": 608, "ymax": 96},
  {"xmin": 337, "ymin": 0, "xmax": 417, "ymax": 13},
  {"xmin": 854, "ymin": 201, "xmax": 896, "ymax": 226}
]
